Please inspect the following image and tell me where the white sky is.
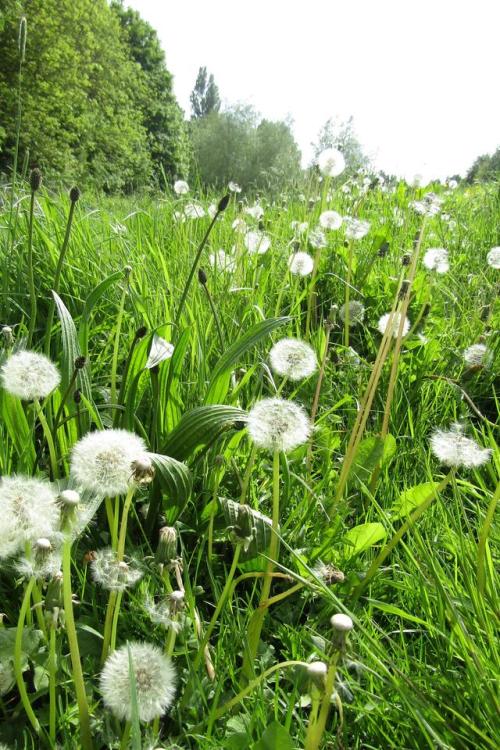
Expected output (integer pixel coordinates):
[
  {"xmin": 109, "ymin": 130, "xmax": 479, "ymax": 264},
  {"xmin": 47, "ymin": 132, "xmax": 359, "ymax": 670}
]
[{"xmin": 129, "ymin": 0, "xmax": 499, "ymax": 181}]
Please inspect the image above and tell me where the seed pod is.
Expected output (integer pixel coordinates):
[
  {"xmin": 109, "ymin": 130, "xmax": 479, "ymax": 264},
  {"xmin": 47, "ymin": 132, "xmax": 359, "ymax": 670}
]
[
  {"xmin": 156, "ymin": 526, "xmax": 177, "ymax": 565},
  {"xmin": 218, "ymin": 194, "xmax": 230, "ymax": 212},
  {"xmin": 198, "ymin": 268, "xmax": 207, "ymax": 285},
  {"xmin": 74, "ymin": 355, "xmax": 86, "ymax": 370},
  {"xmin": 18, "ymin": 16, "xmax": 27, "ymax": 63},
  {"xmin": 135, "ymin": 326, "xmax": 147, "ymax": 339},
  {"xmin": 401, "ymin": 252, "xmax": 411, "ymax": 266},
  {"xmin": 69, "ymin": 186, "xmax": 81, "ymax": 203},
  {"xmin": 29, "ymin": 168, "xmax": 42, "ymax": 192},
  {"xmin": 378, "ymin": 241, "xmax": 389, "ymax": 257}
]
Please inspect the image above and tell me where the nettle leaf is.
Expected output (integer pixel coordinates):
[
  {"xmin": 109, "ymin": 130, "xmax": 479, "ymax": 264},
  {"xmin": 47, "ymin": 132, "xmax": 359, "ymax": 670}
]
[
  {"xmin": 344, "ymin": 522, "xmax": 387, "ymax": 556},
  {"xmin": 205, "ymin": 317, "xmax": 289, "ymax": 404},
  {"xmin": 161, "ymin": 405, "xmax": 246, "ymax": 461},
  {"xmin": 348, "ymin": 434, "xmax": 396, "ymax": 489},
  {"xmin": 391, "ymin": 482, "xmax": 441, "ymax": 519},
  {"xmin": 253, "ymin": 722, "xmax": 294, "ymax": 750},
  {"xmin": 219, "ymin": 497, "xmax": 272, "ymax": 561},
  {"xmin": 150, "ymin": 453, "xmax": 192, "ymax": 518}
]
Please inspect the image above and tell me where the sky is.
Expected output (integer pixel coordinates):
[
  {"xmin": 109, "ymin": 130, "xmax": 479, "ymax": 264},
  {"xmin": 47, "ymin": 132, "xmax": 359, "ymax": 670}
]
[{"xmin": 129, "ymin": 0, "xmax": 499, "ymax": 182}]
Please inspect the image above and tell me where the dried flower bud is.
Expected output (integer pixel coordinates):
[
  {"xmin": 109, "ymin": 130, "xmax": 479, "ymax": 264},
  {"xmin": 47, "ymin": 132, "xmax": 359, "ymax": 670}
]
[
  {"xmin": 378, "ymin": 241, "xmax": 389, "ymax": 257},
  {"xmin": 73, "ymin": 388, "xmax": 82, "ymax": 404},
  {"xmin": 135, "ymin": 326, "xmax": 148, "ymax": 339},
  {"xmin": 398, "ymin": 280, "xmax": 411, "ymax": 300},
  {"xmin": 228, "ymin": 504, "xmax": 255, "ymax": 551},
  {"xmin": 421, "ymin": 302, "xmax": 431, "ymax": 319},
  {"xmin": 198, "ymin": 268, "xmax": 207, "ymax": 285},
  {"xmin": 307, "ymin": 661, "xmax": 328, "ymax": 691},
  {"xmin": 2, "ymin": 326, "xmax": 14, "ymax": 346},
  {"xmin": 218, "ymin": 194, "xmax": 230, "ymax": 212},
  {"xmin": 69, "ymin": 186, "xmax": 81, "ymax": 203},
  {"xmin": 401, "ymin": 252, "xmax": 412, "ymax": 266},
  {"xmin": 74, "ymin": 356, "xmax": 86, "ymax": 370},
  {"xmin": 45, "ymin": 571, "xmax": 64, "ymax": 619},
  {"xmin": 29, "ymin": 168, "xmax": 42, "ymax": 192},
  {"xmin": 156, "ymin": 526, "xmax": 177, "ymax": 564},
  {"xmin": 131, "ymin": 455, "xmax": 155, "ymax": 485},
  {"xmin": 124, "ymin": 265, "xmax": 133, "ymax": 278}
]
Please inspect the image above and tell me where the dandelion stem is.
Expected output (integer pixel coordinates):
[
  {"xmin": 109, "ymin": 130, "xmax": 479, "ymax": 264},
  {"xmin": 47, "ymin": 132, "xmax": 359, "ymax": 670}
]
[
  {"xmin": 14, "ymin": 578, "xmax": 41, "ymax": 735},
  {"xmin": 33, "ymin": 399, "xmax": 59, "ymax": 479},
  {"xmin": 44, "ymin": 199, "xmax": 76, "ymax": 356},
  {"xmin": 304, "ymin": 652, "xmax": 340, "ymax": 750},
  {"xmin": 48, "ymin": 624, "xmax": 57, "ymax": 744},
  {"xmin": 62, "ymin": 539, "xmax": 93, "ymax": 750}
]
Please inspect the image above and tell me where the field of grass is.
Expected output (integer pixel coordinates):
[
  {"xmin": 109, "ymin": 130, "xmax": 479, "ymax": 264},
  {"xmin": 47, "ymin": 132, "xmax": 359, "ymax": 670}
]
[{"xmin": 0, "ymin": 172, "xmax": 498, "ymax": 750}]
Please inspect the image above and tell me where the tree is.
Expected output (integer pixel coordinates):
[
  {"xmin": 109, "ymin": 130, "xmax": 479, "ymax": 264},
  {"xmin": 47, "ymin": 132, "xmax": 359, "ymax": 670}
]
[
  {"xmin": 311, "ymin": 116, "xmax": 370, "ymax": 174},
  {"xmin": 190, "ymin": 67, "xmax": 221, "ymax": 119},
  {"xmin": 110, "ymin": 1, "xmax": 190, "ymax": 182},
  {"xmin": 466, "ymin": 148, "xmax": 500, "ymax": 183}
]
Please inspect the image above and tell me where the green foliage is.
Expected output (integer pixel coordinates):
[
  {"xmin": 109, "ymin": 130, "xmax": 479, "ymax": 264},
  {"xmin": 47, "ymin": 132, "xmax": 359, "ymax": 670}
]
[
  {"xmin": 190, "ymin": 65, "xmax": 221, "ymax": 119},
  {"xmin": 466, "ymin": 147, "xmax": 500, "ymax": 183},
  {"xmin": 190, "ymin": 105, "xmax": 302, "ymax": 191},
  {"xmin": 311, "ymin": 116, "xmax": 370, "ymax": 173}
]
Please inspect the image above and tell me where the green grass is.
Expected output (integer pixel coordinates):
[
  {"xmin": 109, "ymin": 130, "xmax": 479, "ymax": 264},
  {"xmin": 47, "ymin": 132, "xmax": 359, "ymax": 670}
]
[{"xmin": 0, "ymin": 174, "xmax": 498, "ymax": 750}]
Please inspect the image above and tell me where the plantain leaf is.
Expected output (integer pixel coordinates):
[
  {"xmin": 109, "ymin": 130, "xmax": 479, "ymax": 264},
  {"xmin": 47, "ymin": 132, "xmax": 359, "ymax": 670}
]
[
  {"xmin": 78, "ymin": 271, "xmax": 123, "ymax": 355},
  {"xmin": 150, "ymin": 453, "xmax": 192, "ymax": 520},
  {"xmin": 205, "ymin": 317, "xmax": 289, "ymax": 404},
  {"xmin": 344, "ymin": 522, "xmax": 386, "ymax": 556},
  {"xmin": 161, "ymin": 405, "xmax": 246, "ymax": 461},
  {"xmin": 391, "ymin": 482, "xmax": 441, "ymax": 519},
  {"xmin": 53, "ymin": 292, "xmax": 92, "ymax": 400}
]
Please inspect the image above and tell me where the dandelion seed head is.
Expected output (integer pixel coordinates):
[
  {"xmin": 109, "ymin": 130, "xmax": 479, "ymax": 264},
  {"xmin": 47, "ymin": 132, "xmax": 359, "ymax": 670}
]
[
  {"xmin": 377, "ymin": 312, "xmax": 410, "ymax": 338},
  {"xmin": 0, "ymin": 476, "xmax": 60, "ymax": 559},
  {"xmin": 319, "ymin": 210, "xmax": 342, "ymax": 230},
  {"xmin": 184, "ymin": 202, "xmax": 205, "ymax": 219},
  {"xmin": 308, "ymin": 228, "xmax": 327, "ymax": 249},
  {"xmin": 486, "ymin": 247, "xmax": 500, "ymax": 269},
  {"xmin": 244, "ymin": 230, "xmax": 271, "ymax": 254},
  {"xmin": 100, "ymin": 641, "xmax": 176, "ymax": 722},
  {"xmin": 209, "ymin": 249, "xmax": 236, "ymax": 273},
  {"xmin": 246, "ymin": 397, "xmax": 311, "ymax": 453},
  {"xmin": 1, "ymin": 350, "xmax": 60, "ymax": 400},
  {"xmin": 430, "ymin": 425, "xmax": 492, "ymax": 469},
  {"xmin": 269, "ymin": 338, "xmax": 317, "ymax": 381},
  {"xmin": 423, "ymin": 247, "xmax": 449, "ymax": 273},
  {"xmin": 70, "ymin": 429, "xmax": 147, "ymax": 496},
  {"xmin": 339, "ymin": 301, "xmax": 365, "ymax": 327},
  {"xmin": 288, "ymin": 251, "xmax": 314, "ymax": 276},
  {"xmin": 344, "ymin": 217, "xmax": 370, "ymax": 240},
  {"xmin": 463, "ymin": 343, "xmax": 491, "ymax": 368},
  {"xmin": 228, "ymin": 181, "xmax": 241, "ymax": 193},
  {"xmin": 317, "ymin": 147, "xmax": 346, "ymax": 177},
  {"xmin": 244, "ymin": 204, "xmax": 264, "ymax": 220},
  {"xmin": 232, "ymin": 217, "xmax": 247, "ymax": 232},
  {"xmin": 173, "ymin": 180, "xmax": 189, "ymax": 195},
  {"xmin": 291, "ymin": 220, "xmax": 309, "ymax": 235},
  {"xmin": 91, "ymin": 547, "xmax": 143, "ymax": 591}
]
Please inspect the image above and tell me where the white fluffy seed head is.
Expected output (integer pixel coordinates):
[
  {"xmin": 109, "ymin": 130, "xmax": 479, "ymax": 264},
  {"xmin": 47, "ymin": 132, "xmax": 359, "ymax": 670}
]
[
  {"xmin": 246, "ymin": 397, "xmax": 311, "ymax": 453},
  {"xmin": 0, "ymin": 476, "xmax": 60, "ymax": 559},
  {"xmin": 100, "ymin": 642, "xmax": 176, "ymax": 722},
  {"xmin": 0, "ymin": 350, "xmax": 60, "ymax": 400},
  {"xmin": 319, "ymin": 210, "xmax": 343, "ymax": 230},
  {"xmin": 423, "ymin": 247, "xmax": 449, "ymax": 273},
  {"xmin": 269, "ymin": 338, "xmax": 317, "ymax": 381},
  {"xmin": 317, "ymin": 147, "xmax": 346, "ymax": 177},
  {"xmin": 463, "ymin": 343, "xmax": 490, "ymax": 367},
  {"xmin": 244, "ymin": 230, "xmax": 271, "ymax": 254},
  {"xmin": 339, "ymin": 301, "xmax": 365, "ymax": 327},
  {"xmin": 288, "ymin": 251, "xmax": 314, "ymax": 276},
  {"xmin": 59, "ymin": 489, "xmax": 80, "ymax": 507},
  {"xmin": 173, "ymin": 180, "xmax": 189, "ymax": 195},
  {"xmin": 377, "ymin": 312, "xmax": 410, "ymax": 338},
  {"xmin": 344, "ymin": 217, "xmax": 370, "ymax": 239},
  {"xmin": 430, "ymin": 425, "xmax": 492, "ymax": 469},
  {"xmin": 330, "ymin": 613, "xmax": 354, "ymax": 632},
  {"xmin": 486, "ymin": 247, "xmax": 500, "ymax": 269},
  {"xmin": 209, "ymin": 249, "xmax": 236, "ymax": 273},
  {"xmin": 70, "ymin": 429, "xmax": 147, "ymax": 496},
  {"xmin": 91, "ymin": 548, "xmax": 143, "ymax": 591},
  {"xmin": 184, "ymin": 202, "xmax": 205, "ymax": 219},
  {"xmin": 308, "ymin": 228, "xmax": 327, "ymax": 249}
]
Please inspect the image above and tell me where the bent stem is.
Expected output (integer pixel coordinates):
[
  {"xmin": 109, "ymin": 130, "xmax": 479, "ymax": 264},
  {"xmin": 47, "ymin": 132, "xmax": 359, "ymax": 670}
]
[
  {"xmin": 62, "ymin": 539, "xmax": 93, "ymax": 750},
  {"xmin": 33, "ymin": 398, "xmax": 59, "ymax": 480},
  {"xmin": 14, "ymin": 577, "xmax": 41, "ymax": 735},
  {"xmin": 242, "ymin": 451, "xmax": 280, "ymax": 679}
]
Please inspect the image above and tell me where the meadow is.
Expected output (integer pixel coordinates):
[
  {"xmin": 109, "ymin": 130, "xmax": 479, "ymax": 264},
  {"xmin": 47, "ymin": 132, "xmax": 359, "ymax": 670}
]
[{"xmin": 0, "ymin": 165, "xmax": 498, "ymax": 750}]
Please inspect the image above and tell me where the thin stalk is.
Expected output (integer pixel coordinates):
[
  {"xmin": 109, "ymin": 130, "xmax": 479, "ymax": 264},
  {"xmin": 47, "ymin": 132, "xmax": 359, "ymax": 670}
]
[
  {"xmin": 48, "ymin": 625, "xmax": 57, "ymax": 745},
  {"xmin": 352, "ymin": 469, "xmax": 454, "ymax": 602},
  {"xmin": 110, "ymin": 276, "xmax": 129, "ymax": 408},
  {"xmin": 113, "ymin": 331, "xmax": 143, "ymax": 429},
  {"xmin": 242, "ymin": 451, "xmax": 280, "ymax": 679},
  {"xmin": 26, "ymin": 189, "xmax": 37, "ymax": 346},
  {"xmin": 477, "ymin": 480, "xmax": 500, "ymax": 595},
  {"xmin": 304, "ymin": 652, "xmax": 340, "ymax": 750},
  {"xmin": 33, "ymin": 399, "xmax": 58, "ymax": 479},
  {"xmin": 44, "ymin": 199, "xmax": 77, "ymax": 355},
  {"xmin": 343, "ymin": 239, "xmax": 354, "ymax": 347},
  {"xmin": 14, "ymin": 578, "xmax": 41, "ymax": 735},
  {"xmin": 109, "ymin": 590, "xmax": 123, "ymax": 653},
  {"xmin": 62, "ymin": 539, "xmax": 93, "ymax": 750},
  {"xmin": 201, "ymin": 282, "xmax": 225, "ymax": 351},
  {"xmin": 307, "ymin": 322, "xmax": 332, "ymax": 470},
  {"xmin": 53, "ymin": 365, "xmax": 79, "ymax": 438}
]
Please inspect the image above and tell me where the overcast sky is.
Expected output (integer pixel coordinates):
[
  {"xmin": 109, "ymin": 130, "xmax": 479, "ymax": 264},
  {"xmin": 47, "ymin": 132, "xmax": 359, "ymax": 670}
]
[{"xmin": 129, "ymin": 0, "xmax": 499, "ymax": 181}]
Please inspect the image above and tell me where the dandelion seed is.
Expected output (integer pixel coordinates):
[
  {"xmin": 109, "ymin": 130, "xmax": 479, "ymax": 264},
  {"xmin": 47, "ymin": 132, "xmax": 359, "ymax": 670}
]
[
  {"xmin": 209, "ymin": 249, "xmax": 236, "ymax": 273},
  {"xmin": 423, "ymin": 247, "xmax": 449, "ymax": 273},
  {"xmin": 291, "ymin": 220, "xmax": 309, "ymax": 234},
  {"xmin": 1, "ymin": 350, "xmax": 60, "ymax": 401},
  {"xmin": 377, "ymin": 312, "xmax": 410, "ymax": 338},
  {"xmin": 463, "ymin": 343, "xmax": 491, "ymax": 368},
  {"xmin": 244, "ymin": 230, "xmax": 271, "ymax": 254},
  {"xmin": 344, "ymin": 217, "xmax": 370, "ymax": 239},
  {"xmin": 486, "ymin": 247, "xmax": 500, "ymax": 269},
  {"xmin": 244, "ymin": 204, "xmax": 264, "ymax": 220},
  {"xmin": 319, "ymin": 211, "xmax": 342, "ymax": 230},
  {"xmin": 100, "ymin": 641, "xmax": 176, "ymax": 722},
  {"xmin": 70, "ymin": 429, "xmax": 148, "ymax": 496},
  {"xmin": 228, "ymin": 181, "xmax": 241, "ymax": 193},
  {"xmin": 288, "ymin": 251, "xmax": 314, "ymax": 276},
  {"xmin": 91, "ymin": 547, "xmax": 143, "ymax": 591},
  {"xmin": 308, "ymin": 228, "xmax": 327, "ymax": 249},
  {"xmin": 246, "ymin": 397, "xmax": 311, "ymax": 453},
  {"xmin": 207, "ymin": 203, "xmax": 218, "ymax": 219},
  {"xmin": 317, "ymin": 147, "xmax": 346, "ymax": 177},
  {"xmin": 269, "ymin": 338, "xmax": 317, "ymax": 381},
  {"xmin": 430, "ymin": 424, "xmax": 491, "ymax": 469},
  {"xmin": 0, "ymin": 476, "xmax": 60, "ymax": 559},
  {"xmin": 409, "ymin": 192, "xmax": 442, "ymax": 217},
  {"xmin": 184, "ymin": 202, "xmax": 205, "ymax": 219},
  {"xmin": 144, "ymin": 592, "xmax": 185, "ymax": 633},
  {"xmin": 341, "ymin": 346, "xmax": 361, "ymax": 367},
  {"xmin": 173, "ymin": 180, "xmax": 189, "ymax": 195},
  {"xmin": 339, "ymin": 301, "xmax": 365, "ymax": 327}
]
